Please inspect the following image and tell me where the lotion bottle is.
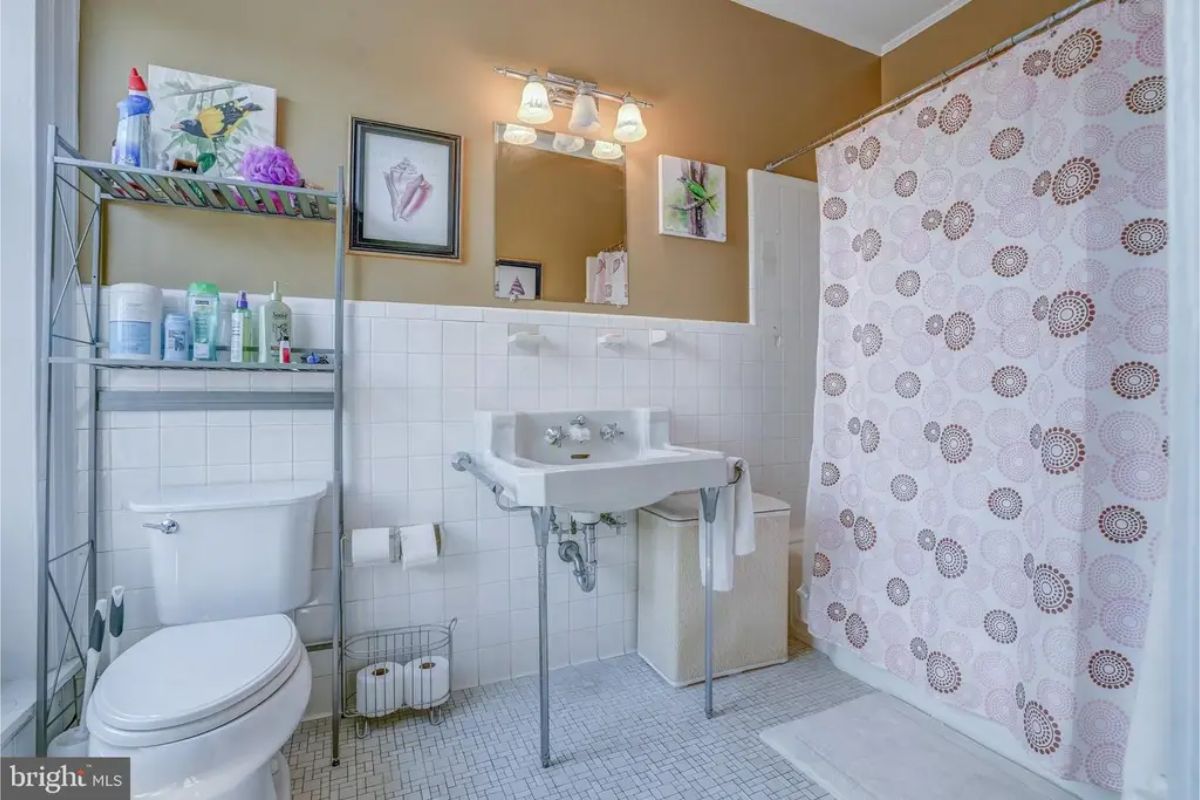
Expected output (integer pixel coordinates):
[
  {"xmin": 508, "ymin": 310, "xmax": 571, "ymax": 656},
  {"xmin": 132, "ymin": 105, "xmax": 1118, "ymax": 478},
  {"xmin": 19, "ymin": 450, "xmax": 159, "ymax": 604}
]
[
  {"xmin": 229, "ymin": 291, "xmax": 254, "ymax": 363},
  {"xmin": 257, "ymin": 281, "xmax": 292, "ymax": 363}
]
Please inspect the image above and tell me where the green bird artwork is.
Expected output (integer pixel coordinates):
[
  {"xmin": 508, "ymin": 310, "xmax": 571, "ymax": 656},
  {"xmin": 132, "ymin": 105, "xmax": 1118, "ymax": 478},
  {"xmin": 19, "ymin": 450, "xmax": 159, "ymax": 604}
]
[{"xmin": 659, "ymin": 155, "xmax": 727, "ymax": 242}]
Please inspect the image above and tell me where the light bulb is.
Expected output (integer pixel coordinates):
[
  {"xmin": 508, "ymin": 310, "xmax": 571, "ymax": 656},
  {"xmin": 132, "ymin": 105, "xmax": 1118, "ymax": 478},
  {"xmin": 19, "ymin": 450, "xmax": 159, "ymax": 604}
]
[
  {"xmin": 613, "ymin": 99, "xmax": 647, "ymax": 143},
  {"xmin": 552, "ymin": 133, "xmax": 585, "ymax": 153},
  {"xmin": 502, "ymin": 123, "xmax": 537, "ymax": 146},
  {"xmin": 568, "ymin": 91, "xmax": 601, "ymax": 134},
  {"xmin": 517, "ymin": 77, "xmax": 553, "ymax": 124},
  {"xmin": 591, "ymin": 140, "xmax": 623, "ymax": 161}
]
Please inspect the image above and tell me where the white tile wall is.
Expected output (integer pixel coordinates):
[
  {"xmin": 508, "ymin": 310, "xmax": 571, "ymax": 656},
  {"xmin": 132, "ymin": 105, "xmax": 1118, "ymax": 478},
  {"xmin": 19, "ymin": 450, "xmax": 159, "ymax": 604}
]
[{"xmin": 80, "ymin": 209, "xmax": 819, "ymax": 717}]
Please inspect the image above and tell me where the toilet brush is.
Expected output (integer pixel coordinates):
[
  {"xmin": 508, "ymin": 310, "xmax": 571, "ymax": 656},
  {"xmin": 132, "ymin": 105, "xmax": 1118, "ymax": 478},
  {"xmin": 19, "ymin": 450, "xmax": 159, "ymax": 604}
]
[
  {"xmin": 78, "ymin": 597, "xmax": 109, "ymax": 729},
  {"xmin": 108, "ymin": 586, "xmax": 125, "ymax": 663}
]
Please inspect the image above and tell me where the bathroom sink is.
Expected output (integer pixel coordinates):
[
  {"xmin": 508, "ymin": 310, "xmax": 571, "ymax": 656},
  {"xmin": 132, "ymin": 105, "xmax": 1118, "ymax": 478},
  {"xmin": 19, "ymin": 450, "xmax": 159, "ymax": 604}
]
[{"xmin": 470, "ymin": 408, "xmax": 727, "ymax": 512}]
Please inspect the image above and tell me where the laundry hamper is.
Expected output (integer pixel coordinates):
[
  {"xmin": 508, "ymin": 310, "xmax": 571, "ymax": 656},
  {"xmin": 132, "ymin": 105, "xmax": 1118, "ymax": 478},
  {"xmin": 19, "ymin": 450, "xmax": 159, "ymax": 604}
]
[{"xmin": 637, "ymin": 492, "xmax": 791, "ymax": 686}]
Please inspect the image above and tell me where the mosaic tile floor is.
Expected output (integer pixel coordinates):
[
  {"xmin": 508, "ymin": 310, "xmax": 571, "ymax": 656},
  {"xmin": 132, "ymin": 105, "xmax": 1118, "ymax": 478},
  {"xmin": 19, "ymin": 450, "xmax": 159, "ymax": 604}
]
[{"xmin": 285, "ymin": 645, "xmax": 872, "ymax": 800}]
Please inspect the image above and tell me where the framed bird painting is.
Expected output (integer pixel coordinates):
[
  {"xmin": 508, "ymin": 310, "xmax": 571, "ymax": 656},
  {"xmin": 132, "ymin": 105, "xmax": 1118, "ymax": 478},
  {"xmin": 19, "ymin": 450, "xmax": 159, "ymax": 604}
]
[
  {"xmin": 148, "ymin": 65, "xmax": 276, "ymax": 177},
  {"xmin": 657, "ymin": 155, "xmax": 727, "ymax": 243},
  {"xmin": 349, "ymin": 117, "xmax": 463, "ymax": 261}
]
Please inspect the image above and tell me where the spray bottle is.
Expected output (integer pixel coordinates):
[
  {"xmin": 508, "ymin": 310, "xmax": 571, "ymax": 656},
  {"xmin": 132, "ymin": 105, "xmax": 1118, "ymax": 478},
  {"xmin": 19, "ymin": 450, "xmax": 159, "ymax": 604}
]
[{"xmin": 113, "ymin": 68, "xmax": 152, "ymax": 167}]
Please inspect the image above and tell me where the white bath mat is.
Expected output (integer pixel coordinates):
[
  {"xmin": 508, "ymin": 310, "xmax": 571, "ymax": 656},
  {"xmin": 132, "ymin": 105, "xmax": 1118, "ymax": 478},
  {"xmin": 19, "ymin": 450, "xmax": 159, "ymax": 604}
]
[{"xmin": 760, "ymin": 693, "xmax": 1075, "ymax": 800}]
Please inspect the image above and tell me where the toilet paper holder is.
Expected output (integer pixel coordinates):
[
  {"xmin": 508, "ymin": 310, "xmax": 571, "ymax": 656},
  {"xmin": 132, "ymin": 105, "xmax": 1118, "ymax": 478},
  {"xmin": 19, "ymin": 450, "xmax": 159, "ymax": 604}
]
[{"xmin": 345, "ymin": 524, "xmax": 443, "ymax": 565}]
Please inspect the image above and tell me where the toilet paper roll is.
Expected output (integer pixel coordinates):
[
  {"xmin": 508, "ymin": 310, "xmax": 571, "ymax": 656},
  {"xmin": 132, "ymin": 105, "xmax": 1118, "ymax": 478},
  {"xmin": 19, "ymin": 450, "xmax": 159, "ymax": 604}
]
[
  {"xmin": 355, "ymin": 661, "xmax": 404, "ymax": 717},
  {"xmin": 350, "ymin": 527, "xmax": 393, "ymax": 565},
  {"xmin": 399, "ymin": 524, "xmax": 439, "ymax": 570},
  {"xmin": 402, "ymin": 656, "xmax": 450, "ymax": 709}
]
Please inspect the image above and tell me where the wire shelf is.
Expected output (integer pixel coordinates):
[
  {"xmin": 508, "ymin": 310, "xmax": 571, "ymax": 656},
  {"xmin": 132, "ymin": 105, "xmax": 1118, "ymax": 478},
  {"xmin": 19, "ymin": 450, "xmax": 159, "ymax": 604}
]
[
  {"xmin": 49, "ymin": 355, "xmax": 334, "ymax": 372},
  {"xmin": 54, "ymin": 155, "xmax": 337, "ymax": 221},
  {"xmin": 342, "ymin": 620, "xmax": 457, "ymax": 736}
]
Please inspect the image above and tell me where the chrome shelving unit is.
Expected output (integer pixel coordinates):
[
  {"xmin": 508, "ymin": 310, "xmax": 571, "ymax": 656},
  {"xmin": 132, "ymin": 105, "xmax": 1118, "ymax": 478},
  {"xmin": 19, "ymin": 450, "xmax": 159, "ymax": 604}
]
[{"xmin": 35, "ymin": 126, "xmax": 350, "ymax": 765}]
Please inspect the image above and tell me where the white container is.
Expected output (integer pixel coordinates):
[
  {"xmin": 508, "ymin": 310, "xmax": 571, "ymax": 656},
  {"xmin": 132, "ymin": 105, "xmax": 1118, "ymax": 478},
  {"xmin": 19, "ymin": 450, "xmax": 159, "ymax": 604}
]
[
  {"xmin": 108, "ymin": 283, "xmax": 162, "ymax": 360},
  {"xmin": 127, "ymin": 481, "xmax": 327, "ymax": 624},
  {"xmin": 637, "ymin": 491, "xmax": 791, "ymax": 686}
]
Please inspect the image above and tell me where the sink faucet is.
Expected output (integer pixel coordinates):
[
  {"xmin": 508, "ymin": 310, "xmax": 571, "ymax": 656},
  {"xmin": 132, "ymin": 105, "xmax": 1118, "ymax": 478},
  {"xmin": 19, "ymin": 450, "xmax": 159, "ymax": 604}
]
[
  {"xmin": 568, "ymin": 415, "xmax": 591, "ymax": 443},
  {"xmin": 600, "ymin": 422, "xmax": 624, "ymax": 442}
]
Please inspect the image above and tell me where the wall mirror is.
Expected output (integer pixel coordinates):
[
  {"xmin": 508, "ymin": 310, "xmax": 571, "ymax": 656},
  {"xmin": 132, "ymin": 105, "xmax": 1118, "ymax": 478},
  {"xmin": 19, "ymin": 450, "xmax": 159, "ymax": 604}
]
[{"xmin": 493, "ymin": 123, "xmax": 627, "ymax": 306}]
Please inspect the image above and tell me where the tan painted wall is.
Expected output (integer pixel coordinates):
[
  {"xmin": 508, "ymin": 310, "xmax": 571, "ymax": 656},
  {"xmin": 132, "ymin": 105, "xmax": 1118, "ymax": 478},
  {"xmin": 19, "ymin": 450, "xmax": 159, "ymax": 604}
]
[
  {"xmin": 80, "ymin": 0, "xmax": 879, "ymax": 322},
  {"xmin": 495, "ymin": 143, "xmax": 625, "ymax": 303},
  {"xmin": 881, "ymin": 0, "xmax": 1080, "ymax": 101}
]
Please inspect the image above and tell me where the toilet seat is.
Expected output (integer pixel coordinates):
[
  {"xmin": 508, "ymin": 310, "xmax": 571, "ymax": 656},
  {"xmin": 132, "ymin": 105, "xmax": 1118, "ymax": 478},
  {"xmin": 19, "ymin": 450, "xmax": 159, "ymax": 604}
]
[{"xmin": 89, "ymin": 614, "xmax": 304, "ymax": 749}]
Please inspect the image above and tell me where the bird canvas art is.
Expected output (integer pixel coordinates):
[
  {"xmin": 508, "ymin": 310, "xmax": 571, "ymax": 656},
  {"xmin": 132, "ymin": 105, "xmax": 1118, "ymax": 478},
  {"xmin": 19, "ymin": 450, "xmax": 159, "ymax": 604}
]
[
  {"xmin": 658, "ymin": 155, "xmax": 727, "ymax": 242},
  {"xmin": 149, "ymin": 65, "xmax": 276, "ymax": 177}
]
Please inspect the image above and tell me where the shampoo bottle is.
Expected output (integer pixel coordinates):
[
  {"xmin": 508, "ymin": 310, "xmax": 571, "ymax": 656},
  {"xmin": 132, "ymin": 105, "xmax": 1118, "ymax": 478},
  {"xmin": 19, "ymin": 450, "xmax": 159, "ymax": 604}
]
[
  {"xmin": 257, "ymin": 281, "xmax": 292, "ymax": 363},
  {"xmin": 229, "ymin": 291, "xmax": 254, "ymax": 363},
  {"xmin": 186, "ymin": 282, "xmax": 220, "ymax": 362}
]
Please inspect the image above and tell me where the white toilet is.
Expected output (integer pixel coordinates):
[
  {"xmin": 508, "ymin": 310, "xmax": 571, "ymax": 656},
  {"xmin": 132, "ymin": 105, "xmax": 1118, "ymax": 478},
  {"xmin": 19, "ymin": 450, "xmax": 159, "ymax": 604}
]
[{"xmin": 88, "ymin": 481, "xmax": 327, "ymax": 800}]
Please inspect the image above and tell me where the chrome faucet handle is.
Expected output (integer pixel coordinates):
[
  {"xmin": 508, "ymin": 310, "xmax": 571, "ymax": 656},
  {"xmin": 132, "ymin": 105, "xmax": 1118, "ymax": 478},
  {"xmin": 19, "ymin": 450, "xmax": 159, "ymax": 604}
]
[
  {"xmin": 544, "ymin": 426, "xmax": 566, "ymax": 447},
  {"xmin": 142, "ymin": 519, "xmax": 179, "ymax": 534},
  {"xmin": 571, "ymin": 415, "xmax": 587, "ymax": 426},
  {"xmin": 600, "ymin": 423, "xmax": 624, "ymax": 442}
]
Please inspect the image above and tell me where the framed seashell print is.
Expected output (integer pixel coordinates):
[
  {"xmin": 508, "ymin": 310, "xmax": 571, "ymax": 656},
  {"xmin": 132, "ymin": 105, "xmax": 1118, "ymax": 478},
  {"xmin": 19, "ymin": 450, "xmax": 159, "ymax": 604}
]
[{"xmin": 349, "ymin": 117, "xmax": 462, "ymax": 260}]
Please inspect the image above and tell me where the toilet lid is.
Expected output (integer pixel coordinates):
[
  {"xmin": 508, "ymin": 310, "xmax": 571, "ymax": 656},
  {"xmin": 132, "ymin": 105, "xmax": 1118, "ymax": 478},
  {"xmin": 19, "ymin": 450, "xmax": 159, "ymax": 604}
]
[{"xmin": 90, "ymin": 614, "xmax": 303, "ymax": 739}]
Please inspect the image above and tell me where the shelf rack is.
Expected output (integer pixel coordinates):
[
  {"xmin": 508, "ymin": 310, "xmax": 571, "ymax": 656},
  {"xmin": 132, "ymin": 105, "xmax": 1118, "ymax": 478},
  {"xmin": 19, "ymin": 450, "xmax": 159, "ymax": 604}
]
[{"xmin": 35, "ymin": 126, "xmax": 349, "ymax": 765}]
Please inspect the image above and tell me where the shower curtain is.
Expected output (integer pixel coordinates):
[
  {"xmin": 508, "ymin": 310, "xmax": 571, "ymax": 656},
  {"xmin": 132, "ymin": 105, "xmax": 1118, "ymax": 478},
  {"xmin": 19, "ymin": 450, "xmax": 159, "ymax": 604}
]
[{"xmin": 804, "ymin": 1, "xmax": 1166, "ymax": 792}]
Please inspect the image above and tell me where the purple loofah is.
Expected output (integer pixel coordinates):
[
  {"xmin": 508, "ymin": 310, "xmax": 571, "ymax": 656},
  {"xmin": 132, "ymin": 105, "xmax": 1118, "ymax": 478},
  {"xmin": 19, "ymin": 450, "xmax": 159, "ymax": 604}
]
[
  {"xmin": 240, "ymin": 146, "xmax": 302, "ymax": 187},
  {"xmin": 238, "ymin": 146, "xmax": 302, "ymax": 212}
]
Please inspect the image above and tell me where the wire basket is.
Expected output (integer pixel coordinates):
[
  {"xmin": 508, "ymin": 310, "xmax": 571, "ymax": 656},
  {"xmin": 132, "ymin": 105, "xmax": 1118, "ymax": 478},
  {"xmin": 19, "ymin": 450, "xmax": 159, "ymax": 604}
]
[{"xmin": 342, "ymin": 619, "xmax": 456, "ymax": 736}]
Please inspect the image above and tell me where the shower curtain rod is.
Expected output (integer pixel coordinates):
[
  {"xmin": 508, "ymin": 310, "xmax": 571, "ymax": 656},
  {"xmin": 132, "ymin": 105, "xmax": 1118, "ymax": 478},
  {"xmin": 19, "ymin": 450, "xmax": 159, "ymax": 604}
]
[{"xmin": 764, "ymin": 0, "xmax": 1107, "ymax": 172}]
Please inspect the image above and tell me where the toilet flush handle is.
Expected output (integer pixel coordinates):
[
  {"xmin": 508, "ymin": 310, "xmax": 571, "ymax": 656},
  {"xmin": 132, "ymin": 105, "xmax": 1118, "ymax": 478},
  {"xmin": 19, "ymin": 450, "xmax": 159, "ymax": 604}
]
[{"xmin": 142, "ymin": 519, "xmax": 179, "ymax": 534}]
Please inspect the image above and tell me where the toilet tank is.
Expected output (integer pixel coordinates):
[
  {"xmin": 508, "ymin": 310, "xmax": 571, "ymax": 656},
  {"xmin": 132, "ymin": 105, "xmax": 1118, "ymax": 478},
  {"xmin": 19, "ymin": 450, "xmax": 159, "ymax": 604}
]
[{"xmin": 128, "ymin": 481, "xmax": 327, "ymax": 625}]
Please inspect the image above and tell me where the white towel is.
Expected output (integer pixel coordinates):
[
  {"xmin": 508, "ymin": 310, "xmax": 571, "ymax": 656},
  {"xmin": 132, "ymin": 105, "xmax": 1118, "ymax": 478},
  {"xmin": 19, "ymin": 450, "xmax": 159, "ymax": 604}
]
[{"xmin": 698, "ymin": 458, "xmax": 754, "ymax": 591}]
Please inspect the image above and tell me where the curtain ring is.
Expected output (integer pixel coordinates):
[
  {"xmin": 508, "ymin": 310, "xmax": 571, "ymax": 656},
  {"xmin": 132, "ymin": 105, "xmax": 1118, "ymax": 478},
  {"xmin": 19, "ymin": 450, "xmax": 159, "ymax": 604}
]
[{"xmin": 940, "ymin": 72, "xmax": 949, "ymax": 92}]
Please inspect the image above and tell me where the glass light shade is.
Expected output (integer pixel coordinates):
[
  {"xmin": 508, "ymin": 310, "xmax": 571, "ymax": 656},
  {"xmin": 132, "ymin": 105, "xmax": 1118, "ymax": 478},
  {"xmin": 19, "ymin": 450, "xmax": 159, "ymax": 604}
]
[
  {"xmin": 591, "ymin": 140, "xmax": 623, "ymax": 161},
  {"xmin": 502, "ymin": 123, "xmax": 537, "ymax": 146},
  {"xmin": 517, "ymin": 78, "xmax": 553, "ymax": 124},
  {"xmin": 568, "ymin": 92, "xmax": 602, "ymax": 134},
  {"xmin": 613, "ymin": 100, "xmax": 647, "ymax": 143},
  {"xmin": 552, "ymin": 133, "xmax": 585, "ymax": 153}
]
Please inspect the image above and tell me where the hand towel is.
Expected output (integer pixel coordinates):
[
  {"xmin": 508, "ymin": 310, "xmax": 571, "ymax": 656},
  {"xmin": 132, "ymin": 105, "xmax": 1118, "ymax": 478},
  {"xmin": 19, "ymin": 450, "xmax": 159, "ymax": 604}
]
[
  {"xmin": 585, "ymin": 250, "xmax": 629, "ymax": 306},
  {"xmin": 698, "ymin": 457, "xmax": 754, "ymax": 591}
]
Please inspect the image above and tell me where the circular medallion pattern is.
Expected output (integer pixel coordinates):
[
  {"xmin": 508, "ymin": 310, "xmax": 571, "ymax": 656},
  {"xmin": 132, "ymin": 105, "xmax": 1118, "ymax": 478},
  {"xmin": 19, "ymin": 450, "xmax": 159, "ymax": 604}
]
[
  {"xmin": 944, "ymin": 312, "xmax": 976, "ymax": 350},
  {"xmin": 1041, "ymin": 426, "xmax": 1087, "ymax": 474},
  {"xmin": 1125, "ymin": 75, "xmax": 1165, "ymax": 114},
  {"xmin": 991, "ymin": 127, "xmax": 1025, "ymax": 159},
  {"xmin": 1048, "ymin": 290, "xmax": 1096, "ymax": 338},
  {"xmin": 939, "ymin": 94, "xmax": 973, "ymax": 135},
  {"xmin": 824, "ymin": 283, "xmax": 849, "ymax": 307},
  {"xmin": 1024, "ymin": 701, "xmax": 1063, "ymax": 754},
  {"xmin": 813, "ymin": 552, "xmax": 831, "ymax": 577},
  {"xmin": 939, "ymin": 424, "xmax": 973, "ymax": 464},
  {"xmin": 989, "ymin": 487, "xmax": 1023, "ymax": 520},
  {"xmin": 1052, "ymin": 157, "xmax": 1101, "ymax": 205},
  {"xmin": 896, "ymin": 270, "xmax": 921, "ymax": 296},
  {"xmin": 1088, "ymin": 650, "xmax": 1134, "ymax": 689},
  {"xmin": 992, "ymin": 245, "xmax": 1029, "ymax": 277},
  {"xmin": 859, "ymin": 137, "xmax": 881, "ymax": 170},
  {"xmin": 917, "ymin": 106, "xmax": 937, "ymax": 129},
  {"xmin": 1121, "ymin": 218, "xmax": 1167, "ymax": 255},
  {"xmin": 821, "ymin": 462, "xmax": 840, "ymax": 486},
  {"xmin": 922, "ymin": 209, "xmax": 943, "ymax": 231},
  {"xmin": 827, "ymin": 602, "xmax": 847, "ymax": 622},
  {"xmin": 1098, "ymin": 505, "xmax": 1147, "ymax": 544},
  {"xmin": 1110, "ymin": 361, "xmax": 1159, "ymax": 398},
  {"xmin": 927, "ymin": 651, "xmax": 962, "ymax": 693},
  {"xmin": 891, "ymin": 474, "xmax": 919, "ymax": 501},
  {"xmin": 1033, "ymin": 169, "xmax": 1053, "ymax": 196},
  {"xmin": 895, "ymin": 170, "xmax": 918, "ymax": 197},
  {"xmin": 887, "ymin": 577, "xmax": 911, "ymax": 606},
  {"xmin": 823, "ymin": 372, "xmax": 847, "ymax": 396},
  {"xmin": 911, "ymin": 637, "xmax": 929, "ymax": 660},
  {"xmin": 1024, "ymin": 49, "xmax": 1052, "ymax": 76},
  {"xmin": 918, "ymin": 528, "xmax": 937, "ymax": 551},
  {"xmin": 1052, "ymin": 28, "xmax": 1103, "ymax": 79},
  {"xmin": 985, "ymin": 609, "xmax": 1019, "ymax": 644},
  {"xmin": 935, "ymin": 537, "xmax": 968, "ymax": 578},
  {"xmin": 895, "ymin": 371, "xmax": 922, "ymax": 398},
  {"xmin": 822, "ymin": 197, "xmax": 847, "ymax": 219},
  {"xmin": 943, "ymin": 201, "xmax": 975, "ymax": 240},
  {"xmin": 992, "ymin": 365, "xmax": 1028, "ymax": 397},
  {"xmin": 845, "ymin": 613, "xmax": 869, "ymax": 648},
  {"xmin": 1033, "ymin": 563, "xmax": 1075, "ymax": 614},
  {"xmin": 854, "ymin": 516, "xmax": 878, "ymax": 551}
]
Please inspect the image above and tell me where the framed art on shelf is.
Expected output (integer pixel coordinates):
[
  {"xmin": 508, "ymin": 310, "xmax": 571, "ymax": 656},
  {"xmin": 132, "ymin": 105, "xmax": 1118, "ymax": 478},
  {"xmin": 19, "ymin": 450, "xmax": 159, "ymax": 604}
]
[
  {"xmin": 494, "ymin": 259, "xmax": 541, "ymax": 301},
  {"xmin": 349, "ymin": 117, "xmax": 462, "ymax": 260}
]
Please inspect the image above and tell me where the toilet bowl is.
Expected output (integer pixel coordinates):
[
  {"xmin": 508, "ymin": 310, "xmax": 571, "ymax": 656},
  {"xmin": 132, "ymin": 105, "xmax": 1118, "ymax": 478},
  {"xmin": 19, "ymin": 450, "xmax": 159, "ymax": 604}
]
[{"xmin": 88, "ymin": 614, "xmax": 311, "ymax": 799}]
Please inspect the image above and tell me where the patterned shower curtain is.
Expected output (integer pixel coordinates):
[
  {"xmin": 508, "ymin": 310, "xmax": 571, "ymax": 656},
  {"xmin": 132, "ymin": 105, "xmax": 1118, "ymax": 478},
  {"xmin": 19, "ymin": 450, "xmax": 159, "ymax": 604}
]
[{"xmin": 804, "ymin": 1, "xmax": 1166, "ymax": 791}]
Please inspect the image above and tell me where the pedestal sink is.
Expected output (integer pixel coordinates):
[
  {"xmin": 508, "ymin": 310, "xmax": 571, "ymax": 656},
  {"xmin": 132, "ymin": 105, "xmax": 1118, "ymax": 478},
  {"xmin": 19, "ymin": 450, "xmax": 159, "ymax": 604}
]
[
  {"xmin": 471, "ymin": 408, "xmax": 728, "ymax": 512},
  {"xmin": 451, "ymin": 408, "xmax": 734, "ymax": 768}
]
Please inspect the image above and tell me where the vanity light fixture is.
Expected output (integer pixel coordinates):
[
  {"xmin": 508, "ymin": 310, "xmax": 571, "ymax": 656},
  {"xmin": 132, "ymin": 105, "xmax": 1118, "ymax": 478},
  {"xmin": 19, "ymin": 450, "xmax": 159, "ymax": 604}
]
[
  {"xmin": 613, "ymin": 96, "xmax": 647, "ymax": 143},
  {"xmin": 568, "ymin": 90, "xmax": 602, "ymax": 135},
  {"xmin": 502, "ymin": 123, "xmax": 538, "ymax": 146},
  {"xmin": 517, "ymin": 76, "xmax": 554, "ymax": 124},
  {"xmin": 552, "ymin": 133, "xmax": 585, "ymax": 153},
  {"xmin": 495, "ymin": 66, "xmax": 653, "ymax": 143},
  {"xmin": 591, "ymin": 140, "xmax": 623, "ymax": 161}
]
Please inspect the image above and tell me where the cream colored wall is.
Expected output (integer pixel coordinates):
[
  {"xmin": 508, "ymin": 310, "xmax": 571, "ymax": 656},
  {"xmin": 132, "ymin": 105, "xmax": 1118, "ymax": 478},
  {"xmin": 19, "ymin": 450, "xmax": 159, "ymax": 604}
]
[
  {"xmin": 881, "ymin": 0, "xmax": 1080, "ymax": 101},
  {"xmin": 80, "ymin": 0, "xmax": 880, "ymax": 322}
]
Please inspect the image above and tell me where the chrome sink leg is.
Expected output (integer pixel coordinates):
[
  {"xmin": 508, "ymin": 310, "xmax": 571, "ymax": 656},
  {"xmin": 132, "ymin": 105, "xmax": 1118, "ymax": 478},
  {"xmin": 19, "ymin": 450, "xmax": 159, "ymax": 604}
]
[
  {"xmin": 531, "ymin": 506, "xmax": 553, "ymax": 768},
  {"xmin": 699, "ymin": 487, "xmax": 721, "ymax": 720}
]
